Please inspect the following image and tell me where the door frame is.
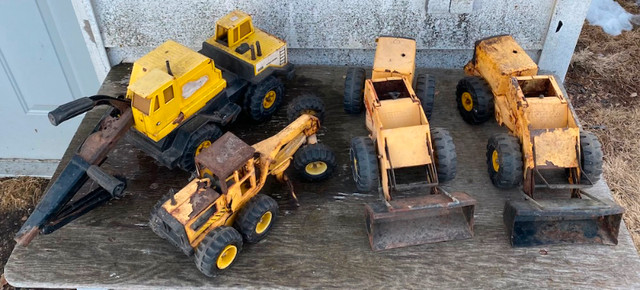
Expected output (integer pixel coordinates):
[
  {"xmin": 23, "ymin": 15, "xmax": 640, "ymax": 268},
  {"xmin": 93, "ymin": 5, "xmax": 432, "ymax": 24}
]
[{"xmin": 0, "ymin": 0, "xmax": 110, "ymax": 177}]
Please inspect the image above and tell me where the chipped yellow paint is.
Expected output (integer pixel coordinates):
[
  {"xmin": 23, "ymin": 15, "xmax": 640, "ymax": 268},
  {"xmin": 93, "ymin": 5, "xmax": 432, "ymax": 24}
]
[
  {"xmin": 162, "ymin": 178, "xmax": 206, "ymax": 224},
  {"xmin": 533, "ymin": 128, "xmax": 579, "ymax": 168},
  {"xmin": 372, "ymin": 37, "xmax": 416, "ymax": 84},
  {"xmin": 463, "ymin": 35, "xmax": 538, "ymax": 96}
]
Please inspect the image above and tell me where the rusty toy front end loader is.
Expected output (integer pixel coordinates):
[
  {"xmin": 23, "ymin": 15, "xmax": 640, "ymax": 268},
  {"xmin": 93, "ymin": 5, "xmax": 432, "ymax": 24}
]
[
  {"xmin": 344, "ymin": 37, "xmax": 476, "ymax": 251},
  {"xmin": 150, "ymin": 97, "xmax": 336, "ymax": 277},
  {"xmin": 457, "ymin": 35, "xmax": 623, "ymax": 247}
]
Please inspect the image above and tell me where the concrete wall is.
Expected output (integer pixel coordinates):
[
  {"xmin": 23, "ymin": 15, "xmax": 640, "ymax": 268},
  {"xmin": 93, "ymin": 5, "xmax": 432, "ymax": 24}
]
[{"xmin": 92, "ymin": 0, "xmax": 592, "ymax": 79}]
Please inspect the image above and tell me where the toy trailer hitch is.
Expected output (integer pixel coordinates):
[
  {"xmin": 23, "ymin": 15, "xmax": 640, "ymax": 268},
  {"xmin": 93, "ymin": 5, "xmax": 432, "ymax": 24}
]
[{"xmin": 15, "ymin": 95, "xmax": 133, "ymax": 246}]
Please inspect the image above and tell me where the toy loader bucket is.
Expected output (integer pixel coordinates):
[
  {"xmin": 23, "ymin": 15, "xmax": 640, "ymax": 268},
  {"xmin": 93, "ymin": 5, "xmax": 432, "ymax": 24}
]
[
  {"xmin": 365, "ymin": 191, "xmax": 476, "ymax": 251},
  {"xmin": 504, "ymin": 196, "xmax": 624, "ymax": 247}
]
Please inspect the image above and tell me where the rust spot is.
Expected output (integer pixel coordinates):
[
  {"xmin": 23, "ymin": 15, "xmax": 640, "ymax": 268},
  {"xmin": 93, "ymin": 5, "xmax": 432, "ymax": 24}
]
[{"xmin": 188, "ymin": 187, "xmax": 221, "ymax": 219}]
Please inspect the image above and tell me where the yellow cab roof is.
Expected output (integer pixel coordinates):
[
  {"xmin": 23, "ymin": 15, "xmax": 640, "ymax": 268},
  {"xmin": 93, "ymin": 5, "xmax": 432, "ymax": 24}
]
[
  {"xmin": 373, "ymin": 37, "xmax": 416, "ymax": 75},
  {"xmin": 128, "ymin": 69, "xmax": 173, "ymax": 97},
  {"xmin": 205, "ymin": 11, "xmax": 285, "ymax": 67},
  {"xmin": 216, "ymin": 10, "xmax": 251, "ymax": 29},
  {"xmin": 133, "ymin": 40, "xmax": 208, "ymax": 81},
  {"xmin": 128, "ymin": 40, "xmax": 209, "ymax": 97},
  {"xmin": 475, "ymin": 35, "xmax": 538, "ymax": 76}
]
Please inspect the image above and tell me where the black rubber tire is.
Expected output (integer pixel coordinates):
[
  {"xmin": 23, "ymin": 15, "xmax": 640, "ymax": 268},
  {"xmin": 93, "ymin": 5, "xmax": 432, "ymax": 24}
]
[
  {"xmin": 293, "ymin": 143, "xmax": 337, "ymax": 181},
  {"xmin": 486, "ymin": 133, "xmax": 523, "ymax": 188},
  {"xmin": 343, "ymin": 68, "xmax": 366, "ymax": 114},
  {"xmin": 179, "ymin": 124, "xmax": 223, "ymax": 171},
  {"xmin": 286, "ymin": 93, "xmax": 326, "ymax": 123},
  {"xmin": 245, "ymin": 76, "xmax": 284, "ymax": 122},
  {"xmin": 415, "ymin": 73, "xmax": 436, "ymax": 120},
  {"xmin": 234, "ymin": 194, "xmax": 279, "ymax": 244},
  {"xmin": 580, "ymin": 130, "xmax": 603, "ymax": 183},
  {"xmin": 456, "ymin": 77, "xmax": 494, "ymax": 125},
  {"xmin": 194, "ymin": 226, "xmax": 243, "ymax": 277},
  {"xmin": 430, "ymin": 128, "xmax": 457, "ymax": 182},
  {"xmin": 349, "ymin": 136, "xmax": 380, "ymax": 192}
]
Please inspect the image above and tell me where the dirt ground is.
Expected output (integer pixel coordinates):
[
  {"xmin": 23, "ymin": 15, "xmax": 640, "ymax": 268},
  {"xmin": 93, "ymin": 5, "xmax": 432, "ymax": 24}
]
[{"xmin": 1, "ymin": 3, "xmax": 639, "ymax": 287}]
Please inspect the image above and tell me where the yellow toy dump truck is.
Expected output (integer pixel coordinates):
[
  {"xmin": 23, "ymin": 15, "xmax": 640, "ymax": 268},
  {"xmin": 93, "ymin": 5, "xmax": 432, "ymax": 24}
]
[
  {"xmin": 150, "ymin": 101, "xmax": 336, "ymax": 277},
  {"xmin": 16, "ymin": 10, "xmax": 295, "ymax": 246},
  {"xmin": 456, "ymin": 35, "xmax": 623, "ymax": 246},
  {"xmin": 344, "ymin": 37, "xmax": 476, "ymax": 251}
]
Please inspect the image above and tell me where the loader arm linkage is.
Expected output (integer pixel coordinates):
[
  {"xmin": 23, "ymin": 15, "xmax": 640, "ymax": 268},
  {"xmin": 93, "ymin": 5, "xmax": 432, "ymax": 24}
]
[{"xmin": 253, "ymin": 114, "xmax": 321, "ymax": 180}]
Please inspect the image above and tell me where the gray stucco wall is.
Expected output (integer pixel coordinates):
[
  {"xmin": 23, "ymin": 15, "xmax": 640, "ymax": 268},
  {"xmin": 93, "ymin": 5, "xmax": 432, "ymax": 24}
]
[{"xmin": 93, "ymin": 0, "xmax": 591, "ymax": 79}]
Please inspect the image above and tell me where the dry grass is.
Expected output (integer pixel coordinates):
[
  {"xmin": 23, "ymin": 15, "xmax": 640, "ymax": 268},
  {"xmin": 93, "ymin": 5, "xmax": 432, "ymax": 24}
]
[
  {"xmin": 566, "ymin": 0, "xmax": 640, "ymax": 250},
  {"xmin": 0, "ymin": 177, "xmax": 48, "ymax": 212},
  {"xmin": 567, "ymin": 26, "xmax": 640, "ymax": 108},
  {"xmin": 574, "ymin": 105, "xmax": 640, "ymax": 242}
]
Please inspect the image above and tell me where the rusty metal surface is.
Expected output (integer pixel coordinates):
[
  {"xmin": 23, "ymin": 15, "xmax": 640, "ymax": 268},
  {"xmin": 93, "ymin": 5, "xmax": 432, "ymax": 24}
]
[
  {"xmin": 504, "ymin": 197, "xmax": 624, "ymax": 247},
  {"xmin": 471, "ymin": 35, "xmax": 539, "ymax": 96},
  {"xmin": 78, "ymin": 108, "xmax": 134, "ymax": 164},
  {"xmin": 531, "ymin": 128, "xmax": 579, "ymax": 168},
  {"xmin": 195, "ymin": 132, "xmax": 255, "ymax": 178},
  {"xmin": 188, "ymin": 186, "xmax": 221, "ymax": 219},
  {"xmin": 365, "ymin": 191, "xmax": 476, "ymax": 251}
]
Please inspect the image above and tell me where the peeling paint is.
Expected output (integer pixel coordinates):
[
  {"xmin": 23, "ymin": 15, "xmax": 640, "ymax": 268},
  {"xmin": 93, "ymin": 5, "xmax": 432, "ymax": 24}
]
[
  {"xmin": 533, "ymin": 128, "xmax": 579, "ymax": 168},
  {"xmin": 83, "ymin": 19, "xmax": 95, "ymax": 44}
]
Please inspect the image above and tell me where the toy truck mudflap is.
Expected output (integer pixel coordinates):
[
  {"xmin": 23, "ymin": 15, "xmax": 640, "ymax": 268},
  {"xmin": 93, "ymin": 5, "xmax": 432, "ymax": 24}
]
[
  {"xmin": 365, "ymin": 187, "xmax": 476, "ymax": 251},
  {"xmin": 504, "ymin": 192, "xmax": 624, "ymax": 247}
]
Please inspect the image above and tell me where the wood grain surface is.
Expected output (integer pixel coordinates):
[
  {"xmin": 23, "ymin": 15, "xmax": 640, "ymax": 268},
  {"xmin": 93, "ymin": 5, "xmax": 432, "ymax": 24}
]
[{"xmin": 5, "ymin": 65, "xmax": 640, "ymax": 289}]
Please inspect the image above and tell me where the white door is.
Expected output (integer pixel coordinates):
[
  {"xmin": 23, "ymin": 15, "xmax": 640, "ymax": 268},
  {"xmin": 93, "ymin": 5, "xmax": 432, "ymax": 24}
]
[{"xmin": 0, "ymin": 0, "xmax": 101, "ymax": 177}]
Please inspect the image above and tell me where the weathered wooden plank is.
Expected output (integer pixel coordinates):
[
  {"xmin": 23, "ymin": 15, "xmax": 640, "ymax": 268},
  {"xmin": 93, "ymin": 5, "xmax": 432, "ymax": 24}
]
[{"xmin": 5, "ymin": 65, "xmax": 640, "ymax": 289}]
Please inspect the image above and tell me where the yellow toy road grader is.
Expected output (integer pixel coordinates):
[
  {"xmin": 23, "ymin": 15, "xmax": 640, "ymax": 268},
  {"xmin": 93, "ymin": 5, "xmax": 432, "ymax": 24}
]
[
  {"xmin": 16, "ymin": 10, "xmax": 295, "ymax": 246},
  {"xmin": 456, "ymin": 35, "xmax": 623, "ymax": 246},
  {"xmin": 344, "ymin": 36, "xmax": 476, "ymax": 251},
  {"xmin": 149, "ymin": 99, "xmax": 336, "ymax": 277}
]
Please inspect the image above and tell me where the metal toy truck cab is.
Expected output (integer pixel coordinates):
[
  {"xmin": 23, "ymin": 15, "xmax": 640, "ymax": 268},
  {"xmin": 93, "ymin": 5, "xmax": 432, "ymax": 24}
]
[
  {"xmin": 201, "ymin": 10, "xmax": 292, "ymax": 83},
  {"xmin": 371, "ymin": 37, "xmax": 416, "ymax": 84},
  {"xmin": 128, "ymin": 40, "xmax": 226, "ymax": 142}
]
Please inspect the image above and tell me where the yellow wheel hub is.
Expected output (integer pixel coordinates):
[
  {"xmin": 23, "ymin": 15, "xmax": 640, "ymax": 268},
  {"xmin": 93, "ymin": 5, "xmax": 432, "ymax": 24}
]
[
  {"xmin": 195, "ymin": 140, "xmax": 212, "ymax": 156},
  {"xmin": 492, "ymin": 150, "xmax": 500, "ymax": 172},
  {"xmin": 305, "ymin": 161, "xmax": 328, "ymax": 176},
  {"xmin": 255, "ymin": 211, "xmax": 273, "ymax": 234},
  {"xmin": 352, "ymin": 156, "xmax": 359, "ymax": 176},
  {"xmin": 263, "ymin": 90, "xmax": 277, "ymax": 109},
  {"xmin": 461, "ymin": 92, "xmax": 474, "ymax": 112},
  {"xmin": 216, "ymin": 244, "xmax": 237, "ymax": 270}
]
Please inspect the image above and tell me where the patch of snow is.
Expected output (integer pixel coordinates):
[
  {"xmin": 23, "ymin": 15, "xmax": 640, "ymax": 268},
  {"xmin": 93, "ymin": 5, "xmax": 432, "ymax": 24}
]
[{"xmin": 587, "ymin": 0, "xmax": 636, "ymax": 36}]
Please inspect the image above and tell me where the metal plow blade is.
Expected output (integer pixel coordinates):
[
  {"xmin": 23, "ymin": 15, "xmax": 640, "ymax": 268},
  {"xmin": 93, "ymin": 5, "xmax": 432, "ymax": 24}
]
[
  {"xmin": 504, "ymin": 198, "xmax": 624, "ymax": 247},
  {"xmin": 365, "ymin": 191, "xmax": 476, "ymax": 251}
]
